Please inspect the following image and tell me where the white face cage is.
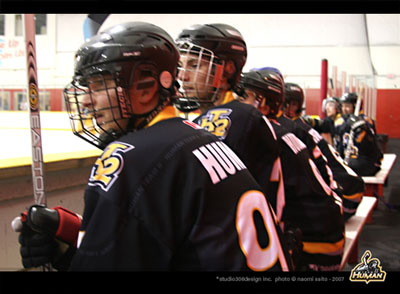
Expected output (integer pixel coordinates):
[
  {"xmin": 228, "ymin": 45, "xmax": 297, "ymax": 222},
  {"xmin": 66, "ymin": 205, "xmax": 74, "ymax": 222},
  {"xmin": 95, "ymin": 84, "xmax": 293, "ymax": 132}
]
[
  {"xmin": 322, "ymin": 97, "xmax": 340, "ymax": 114},
  {"xmin": 176, "ymin": 41, "xmax": 225, "ymax": 105}
]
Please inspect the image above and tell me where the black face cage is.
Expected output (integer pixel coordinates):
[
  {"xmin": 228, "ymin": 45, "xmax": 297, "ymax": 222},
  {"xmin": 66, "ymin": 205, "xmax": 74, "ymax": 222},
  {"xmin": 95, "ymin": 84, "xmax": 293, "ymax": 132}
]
[
  {"xmin": 63, "ymin": 73, "xmax": 133, "ymax": 150},
  {"xmin": 176, "ymin": 41, "xmax": 225, "ymax": 107}
]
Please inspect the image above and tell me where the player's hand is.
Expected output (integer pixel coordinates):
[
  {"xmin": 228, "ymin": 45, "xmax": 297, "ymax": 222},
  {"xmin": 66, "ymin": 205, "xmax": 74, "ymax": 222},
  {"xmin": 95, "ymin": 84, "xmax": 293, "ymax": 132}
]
[
  {"xmin": 13, "ymin": 205, "xmax": 58, "ymax": 269},
  {"xmin": 12, "ymin": 205, "xmax": 81, "ymax": 270},
  {"xmin": 18, "ymin": 219, "xmax": 57, "ymax": 269}
]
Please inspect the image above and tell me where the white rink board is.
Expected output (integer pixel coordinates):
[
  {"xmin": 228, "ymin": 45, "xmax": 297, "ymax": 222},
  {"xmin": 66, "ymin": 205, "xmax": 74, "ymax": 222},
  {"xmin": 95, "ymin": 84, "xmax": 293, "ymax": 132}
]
[{"xmin": 0, "ymin": 111, "xmax": 98, "ymax": 161}]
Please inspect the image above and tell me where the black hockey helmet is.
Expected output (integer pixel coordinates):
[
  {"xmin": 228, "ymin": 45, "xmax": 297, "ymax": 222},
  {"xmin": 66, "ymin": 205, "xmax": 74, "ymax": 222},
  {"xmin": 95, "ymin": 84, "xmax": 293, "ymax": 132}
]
[
  {"xmin": 176, "ymin": 23, "xmax": 247, "ymax": 88},
  {"xmin": 239, "ymin": 67, "xmax": 284, "ymax": 117},
  {"xmin": 64, "ymin": 22, "xmax": 180, "ymax": 149},
  {"xmin": 340, "ymin": 92, "xmax": 358, "ymax": 105},
  {"xmin": 73, "ymin": 21, "xmax": 179, "ymax": 92},
  {"xmin": 284, "ymin": 82, "xmax": 304, "ymax": 115}
]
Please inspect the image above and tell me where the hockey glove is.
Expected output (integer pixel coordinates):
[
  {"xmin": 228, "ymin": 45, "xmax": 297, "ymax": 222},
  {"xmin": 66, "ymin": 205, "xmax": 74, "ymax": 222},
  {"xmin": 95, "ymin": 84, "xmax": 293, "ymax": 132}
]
[
  {"xmin": 284, "ymin": 224, "xmax": 304, "ymax": 271},
  {"xmin": 13, "ymin": 205, "xmax": 81, "ymax": 271}
]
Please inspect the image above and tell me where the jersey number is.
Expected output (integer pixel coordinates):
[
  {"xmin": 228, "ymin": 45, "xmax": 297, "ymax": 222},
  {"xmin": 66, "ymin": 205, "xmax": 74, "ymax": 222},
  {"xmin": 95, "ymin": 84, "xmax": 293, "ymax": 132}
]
[{"xmin": 236, "ymin": 190, "xmax": 288, "ymax": 271}]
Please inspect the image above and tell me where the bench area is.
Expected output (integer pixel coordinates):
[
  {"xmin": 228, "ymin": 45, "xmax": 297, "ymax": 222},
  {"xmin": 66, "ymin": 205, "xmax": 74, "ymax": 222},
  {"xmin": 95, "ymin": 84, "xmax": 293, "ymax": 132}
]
[
  {"xmin": 362, "ymin": 153, "xmax": 397, "ymax": 199},
  {"xmin": 340, "ymin": 196, "xmax": 377, "ymax": 271}
]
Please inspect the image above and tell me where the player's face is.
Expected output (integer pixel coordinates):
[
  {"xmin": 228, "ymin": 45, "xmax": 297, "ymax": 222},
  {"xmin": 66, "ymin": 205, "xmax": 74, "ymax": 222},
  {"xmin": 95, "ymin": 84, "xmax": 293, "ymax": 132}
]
[
  {"xmin": 81, "ymin": 75, "xmax": 130, "ymax": 133},
  {"xmin": 240, "ymin": 89, "xmax": 270, "ymax": 115},
  {"xmin": 285, "ymin": 101, "xmax": 299, "ymax": 118},
  {"xmin": 240, "ymin": 89, "xmax": 258, "ymax": 107},
  {"xmin": 178, "ymin": 53, "xmax": 215, "ymax": 100},
  {"xmin": 342, "ymin": 102, "xmax": 354, "ymax": 115},
  {"xmin": 325, "ymin": 102, "xmax": 337, "ymax": 118}
]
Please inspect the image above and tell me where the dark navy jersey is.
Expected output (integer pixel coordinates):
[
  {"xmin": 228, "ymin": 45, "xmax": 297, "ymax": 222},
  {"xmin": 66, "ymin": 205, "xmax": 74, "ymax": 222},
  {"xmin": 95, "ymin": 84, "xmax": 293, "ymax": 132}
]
[
  {"xmin": 193, "ymin": 99, "xmax": 280, "ymax": 203},
  {"xmin": 277, "ymin": 113, "xmax": 336, "ymax": 194},
  {"xmin": 269, "ymin": 119, "xmax": 345, "ymax": 271},
  {"xmin": 294, "ymin": 117, "xmax": 364, "ymax": 220},
  {"xmin": 343, "ymin": 115, "xmax": 383, "ymax": 176},
  {"xmin": 332, "ymin": 115, "xmax": 349, "ymax": 156},
  {"xmin": 70, "ymin": 113, "xmax": 290, "ymax": 271}
]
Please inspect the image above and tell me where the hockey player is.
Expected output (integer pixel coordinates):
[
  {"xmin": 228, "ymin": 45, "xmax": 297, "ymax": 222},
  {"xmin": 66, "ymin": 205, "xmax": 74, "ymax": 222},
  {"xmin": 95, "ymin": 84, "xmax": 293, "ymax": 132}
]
[
  {"xmin": 238, "ymin": 69, "xmax": 345, "ymax": 271},
  {"xmin": 15, "ymin": 22, "xmax": 291, "ymax": 271},
  {"xmin": 283, "ymin": 82, "xmax": 304, "ymax": 120},
  {"xmin": 284, "ymin": 83, "xmax": 364, "ymax": 220},
  {"xmin": 319, "ymin": 96, "xmax": 350, "ymax": 156},
  {"xmin": 175, "ymin": 24, "xmax": 301, "ymax": 267},
  {"xmin": 176, "ymin": 24, "xmax": 283, "ymax": 211},
  {"xmin": 324, "ymin": 96, "xmax": 342, "ymax": 121},
  {"xmin": 339, "ymin": 92, "xmax": 383, "ymax": 176},
  {"xmin": 283, "ymin": 83, "xmax": 332, "ymax": 145},
  {"xmin": 255, "ymin": 69, "xmax": 336, "ymax": 194}
]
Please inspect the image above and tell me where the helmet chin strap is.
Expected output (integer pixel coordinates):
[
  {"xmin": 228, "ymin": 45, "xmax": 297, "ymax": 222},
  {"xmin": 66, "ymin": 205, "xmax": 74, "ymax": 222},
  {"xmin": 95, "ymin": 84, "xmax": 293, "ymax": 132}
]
[
  {"xmin": 98, "ymin": 128, "xmax": 124, "ymax": 150},
  {"xmin": 97, "ymin": 95, "xmax": 169, "ymax": 150},
  {"xmin": 129, "ymin": 94, "xmax": 171, "ymax": 130}
]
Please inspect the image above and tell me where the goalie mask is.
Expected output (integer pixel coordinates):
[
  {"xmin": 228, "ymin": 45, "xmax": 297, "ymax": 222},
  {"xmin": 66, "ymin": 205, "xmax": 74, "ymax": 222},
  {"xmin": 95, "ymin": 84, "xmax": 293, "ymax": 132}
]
[{"xmin": 63, "ymin": 22, "xmax": 179, "ymax": 149}]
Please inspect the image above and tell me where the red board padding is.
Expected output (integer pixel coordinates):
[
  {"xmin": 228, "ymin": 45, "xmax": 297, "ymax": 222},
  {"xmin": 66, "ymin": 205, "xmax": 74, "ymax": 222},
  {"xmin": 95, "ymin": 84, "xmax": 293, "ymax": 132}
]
[
  {"xmin": 304, "ymin": 89, "xmax": 322, "ymax": 116},
  {"xmin": 376, "ymin": 89, "xmax": 400, "ymax": 139}
]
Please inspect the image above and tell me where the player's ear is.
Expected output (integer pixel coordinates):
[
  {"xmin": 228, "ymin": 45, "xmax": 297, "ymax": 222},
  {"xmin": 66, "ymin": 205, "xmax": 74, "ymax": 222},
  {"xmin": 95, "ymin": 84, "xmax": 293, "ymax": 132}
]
[
  {"xmin": 130, "ymin": 65, "xmax": 159, "ymax": 104},
  {"xmin": 224, "ymin": 60, "xmax": 236, "ymax": 79},
  {"xmin": 259, "ymin": 99, "xmax": 271, "ymax": 116},
  {"xmin": 135, "ymin": 76, "xmax": 158, "ymax": 104}
]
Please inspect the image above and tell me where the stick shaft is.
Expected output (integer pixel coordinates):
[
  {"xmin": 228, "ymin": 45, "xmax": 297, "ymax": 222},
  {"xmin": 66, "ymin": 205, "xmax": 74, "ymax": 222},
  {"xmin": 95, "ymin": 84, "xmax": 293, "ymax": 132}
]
[{"xmin": 24, "ymin": 14, "xmax": 46, "ymax": 206}]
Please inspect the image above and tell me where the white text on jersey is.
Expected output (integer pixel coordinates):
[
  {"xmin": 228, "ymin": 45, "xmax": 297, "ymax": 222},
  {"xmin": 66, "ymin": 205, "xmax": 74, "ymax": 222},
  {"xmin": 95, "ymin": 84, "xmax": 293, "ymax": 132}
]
[
  {"xmin": 281, "ymin": 133, "xmax": 306, "ymax": 155},
  {"xmin": 192, "ymin": 141, "xmax": 246, "ymax": 184}
]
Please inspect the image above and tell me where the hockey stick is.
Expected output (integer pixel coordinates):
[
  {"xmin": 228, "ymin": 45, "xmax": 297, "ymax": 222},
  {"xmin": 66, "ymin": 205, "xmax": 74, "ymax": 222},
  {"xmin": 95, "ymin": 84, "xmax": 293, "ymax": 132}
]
[
  {"xmin": 12, "ymin": 14, "xmax": 110, "ymax": 272},
  {"xmin": 24, "ymin": 14, "xmax": 46, "ymax": 207},
  {"xmin": 344, "ymin": 87, "xmax": 364, "ymax": 164},
  {"xmin": 12, "ymin": 14, "xmax": 52, "ymax": 272},
  {"xmin": 354, "ymin": 86, "xmax": 363, "ymax": 116}
]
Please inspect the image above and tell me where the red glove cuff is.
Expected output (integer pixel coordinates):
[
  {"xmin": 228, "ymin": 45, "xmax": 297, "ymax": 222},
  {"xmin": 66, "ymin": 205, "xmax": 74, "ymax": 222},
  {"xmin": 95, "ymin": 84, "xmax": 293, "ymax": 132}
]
[{"xmin": 53, "ymin": 206, "xmax": 82, "ymax": 247}]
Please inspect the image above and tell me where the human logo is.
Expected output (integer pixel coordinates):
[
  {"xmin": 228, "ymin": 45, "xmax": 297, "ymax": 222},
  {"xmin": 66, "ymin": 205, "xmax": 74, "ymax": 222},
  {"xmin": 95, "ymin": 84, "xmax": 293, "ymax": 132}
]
[{"xmin": 349, "ymin": 250, "xmax": 386, "ymax": 284}]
